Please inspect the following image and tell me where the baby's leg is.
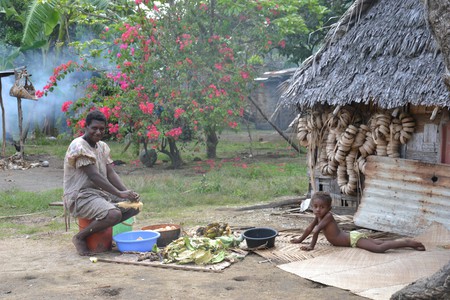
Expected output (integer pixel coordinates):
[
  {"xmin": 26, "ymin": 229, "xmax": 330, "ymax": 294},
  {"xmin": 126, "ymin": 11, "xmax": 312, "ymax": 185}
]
[{"xmin": 357, "ymin": 238, "xmax": 426, "ymax": 253}]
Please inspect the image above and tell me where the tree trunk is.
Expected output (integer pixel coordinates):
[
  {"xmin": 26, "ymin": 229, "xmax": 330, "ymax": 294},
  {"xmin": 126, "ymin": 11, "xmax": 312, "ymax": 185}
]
[
  {"xmin": 159, "ymin": 137, "xmax": 183, "ymax": 169},
  {"xmin": 425, "ymin": 0, "xmax": 450, "ymax": 89},
  {"xmin": 205, "ymin": 127, "xmax": 218, "ymax": 159},
  {"xmin": 390, "ymin": 261, "xmax": 450, "ymax": 299},
  {"xmin": 17, "ymin": 97, "xmax": 24, "ymax": 157}
]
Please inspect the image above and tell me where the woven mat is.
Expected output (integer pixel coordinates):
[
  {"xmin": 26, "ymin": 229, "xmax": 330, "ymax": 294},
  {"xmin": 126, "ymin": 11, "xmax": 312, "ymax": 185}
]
[
  {"xmin": 278, "ymin": 223, "xmax": 450, "ymax": 300},
  {"xmin": 247, "ymin": 214, "xmax": 400, "ymax": 265},
  {"xmin": 250, "ymin": 232, "xmax": 340, "ymax": 264}
]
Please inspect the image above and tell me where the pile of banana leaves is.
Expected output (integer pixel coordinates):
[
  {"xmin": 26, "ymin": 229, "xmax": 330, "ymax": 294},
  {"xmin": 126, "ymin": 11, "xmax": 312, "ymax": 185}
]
[{"xmin": 162, "ymin": 234, "xmax": 244, "ymax": 265}]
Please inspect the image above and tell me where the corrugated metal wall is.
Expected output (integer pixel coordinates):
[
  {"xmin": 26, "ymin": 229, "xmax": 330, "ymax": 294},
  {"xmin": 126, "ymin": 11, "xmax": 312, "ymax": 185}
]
[{"xmin": 354, "ymin": 156, "xmax": 450, "ymax": 236}]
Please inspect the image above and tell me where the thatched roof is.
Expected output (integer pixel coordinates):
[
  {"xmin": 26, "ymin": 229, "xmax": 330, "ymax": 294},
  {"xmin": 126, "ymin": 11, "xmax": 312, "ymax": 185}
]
[{"xmin": 280, "ymin": 0, "xmax": 450, "ymax": 110}]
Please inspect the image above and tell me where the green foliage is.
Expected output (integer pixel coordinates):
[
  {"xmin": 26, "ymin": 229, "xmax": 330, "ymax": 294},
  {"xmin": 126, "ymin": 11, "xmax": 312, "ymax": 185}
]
[
  {"xmin": 41, "ymin": 0, "xmax": 329, "ymax": 166},
  {"xmin": 0, "ymin": 0, "xmax": 26, "ymax": 46},
  {"xmin": 28, "ymin": 0, "xmax": 350, "ymax": 164},
  {"xmin": 21, "ymin": 0, "xmax": 59, "ymax": 47},
  {"xmin": 278, "ymin": 0, "xmax": 353, "ymax": 64}
]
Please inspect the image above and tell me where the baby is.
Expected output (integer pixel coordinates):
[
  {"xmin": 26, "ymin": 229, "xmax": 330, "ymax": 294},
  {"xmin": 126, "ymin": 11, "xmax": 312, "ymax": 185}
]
[{"xmin": 291, "ymin": 192, "xmax": 426, "ymax": 253}]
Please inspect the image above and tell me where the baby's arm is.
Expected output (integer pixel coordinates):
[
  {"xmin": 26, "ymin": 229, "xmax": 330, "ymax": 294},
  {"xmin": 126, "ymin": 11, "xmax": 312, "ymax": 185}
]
[
  {"xmin": 301, "ymin": 213, "xmax": 334, "ymax": 251},
  {"xmin": 290, "ymin": 217, "xmax": 318, "ymax": 245},
  {"xmin": 311, "ymin": 212, "xmax": 334, "ymax": 234}
]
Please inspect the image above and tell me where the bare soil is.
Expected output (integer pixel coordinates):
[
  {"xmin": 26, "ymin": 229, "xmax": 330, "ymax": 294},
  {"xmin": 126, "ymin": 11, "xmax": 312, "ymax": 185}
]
[{"xmin": 0, "ymin": 132, "xmax": 367, "ymax": 300}]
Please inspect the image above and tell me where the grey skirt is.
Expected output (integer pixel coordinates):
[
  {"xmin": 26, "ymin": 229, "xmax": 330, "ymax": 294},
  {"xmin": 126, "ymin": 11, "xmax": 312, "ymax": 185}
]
[{"xmin": 70, "ymin": 188, "xmax": 129, "ymax": 220}]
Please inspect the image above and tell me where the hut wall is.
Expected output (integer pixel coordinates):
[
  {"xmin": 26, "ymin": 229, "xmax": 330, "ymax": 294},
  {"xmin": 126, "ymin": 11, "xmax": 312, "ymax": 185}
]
[
  {"xmin": 251, "ymin": 81, "xmax": 296, "ymax": 130},
  {"xmin": 308, "ymin": 168, "xmax": 360, "ymax": 211},
  {"xmin": 304, "ymin": 105, "xmax": 449, "ymax": 213},
  {"xmin": 405, "ymin": 108, "xmax": 450, "ymax": 163},
  {"xmin": 251, "ymin": 83, "xmax": 274, "ymax": 130}
]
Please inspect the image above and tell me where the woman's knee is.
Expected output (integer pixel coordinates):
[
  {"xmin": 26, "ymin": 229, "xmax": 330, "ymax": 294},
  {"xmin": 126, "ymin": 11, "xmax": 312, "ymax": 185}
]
[
  {"xmin": 129, "ymin": 208, "xmax": 140, "ymax": 217},
  {"xmin": 106, "ymin": 208, "xmax": 122, "ymax": 223}
]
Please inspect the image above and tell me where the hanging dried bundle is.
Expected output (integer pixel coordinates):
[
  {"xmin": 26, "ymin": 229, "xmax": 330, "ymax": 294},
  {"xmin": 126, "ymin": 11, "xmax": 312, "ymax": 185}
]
[
  {"xmin": 295, "ymin": 105, "xmax": 416, "ymax": 196},
  {"xmin": 399, "ymin": 113, "xmax": 415, "ymax": 144},
  {"xmin": 296, "ymin": 117, "xmax": 310, "ymax": 147},
  {"xmin": 9, "ymin": 69, "xmax": 38, "ymax": 100}
]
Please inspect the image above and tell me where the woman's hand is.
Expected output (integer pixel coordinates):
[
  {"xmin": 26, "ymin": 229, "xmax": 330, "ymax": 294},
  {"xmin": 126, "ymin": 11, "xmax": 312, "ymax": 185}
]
[{"xmin": 118, "ymin": 190, "xmax": 140, "ymax": 202}]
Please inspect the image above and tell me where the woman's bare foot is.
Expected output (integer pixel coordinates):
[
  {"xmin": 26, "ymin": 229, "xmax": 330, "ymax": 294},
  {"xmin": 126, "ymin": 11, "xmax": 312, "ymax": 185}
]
[
  {"xmin": 72, "ymin": 236, "xmax": 92, "ymax": 256},
  {"xmin": 290, "ymin": 238, "xmax": 302, "ymax": 244}
]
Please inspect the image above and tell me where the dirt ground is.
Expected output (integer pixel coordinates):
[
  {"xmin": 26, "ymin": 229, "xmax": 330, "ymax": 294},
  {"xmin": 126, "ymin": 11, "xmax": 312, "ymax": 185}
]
[{"xmin": 0, "ymin": 133, "xmax": 367, "ymax": 300}]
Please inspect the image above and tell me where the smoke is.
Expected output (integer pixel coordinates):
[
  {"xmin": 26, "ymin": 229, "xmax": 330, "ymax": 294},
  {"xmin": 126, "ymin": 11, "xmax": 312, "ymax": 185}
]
[
  {"xmin": 1, "ymin": 23, "xmax": 120, "ymax": 143},
  {"xmin": 0, "ymin": 57, "xmax": 87, "ymax": 141}
]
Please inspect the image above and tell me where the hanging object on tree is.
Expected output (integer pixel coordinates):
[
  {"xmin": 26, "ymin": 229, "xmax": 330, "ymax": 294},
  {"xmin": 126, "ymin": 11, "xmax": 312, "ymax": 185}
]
[{"xmin": 9, "ymin": 69, "xmax": 38, "ymax": 100}]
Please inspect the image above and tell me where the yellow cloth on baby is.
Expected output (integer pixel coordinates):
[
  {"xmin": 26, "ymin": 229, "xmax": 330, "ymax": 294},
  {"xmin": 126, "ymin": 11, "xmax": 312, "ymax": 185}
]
[{"xmin": 350, "ymin": 231, "xmax": 368, "ymax": 247}]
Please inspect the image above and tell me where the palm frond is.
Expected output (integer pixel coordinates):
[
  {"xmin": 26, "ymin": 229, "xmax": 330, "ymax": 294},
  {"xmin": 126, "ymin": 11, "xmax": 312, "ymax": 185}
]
[
  {"xmin": 21, "ymin": 0, "xmax": 60, "ymax": 47},
  {"xmin": 82, "ymin": 0, "xmax": 111, "ymax": 10}
]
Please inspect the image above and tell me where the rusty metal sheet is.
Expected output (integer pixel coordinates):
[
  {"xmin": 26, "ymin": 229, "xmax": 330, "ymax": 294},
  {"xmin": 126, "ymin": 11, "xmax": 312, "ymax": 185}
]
[{"xmin": 353, "ymin": 156, "xmax": 450, "ymax": 236}]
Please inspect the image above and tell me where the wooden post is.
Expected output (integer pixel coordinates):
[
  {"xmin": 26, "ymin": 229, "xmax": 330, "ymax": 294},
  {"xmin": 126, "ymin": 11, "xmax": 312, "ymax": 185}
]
[
  {"xmin": 17, "ymin": 97, "xmax": 24, "ymax": 157},
  {"xmin": 0, "ymin": 79, "xmax": 5, "ymax": 156}
]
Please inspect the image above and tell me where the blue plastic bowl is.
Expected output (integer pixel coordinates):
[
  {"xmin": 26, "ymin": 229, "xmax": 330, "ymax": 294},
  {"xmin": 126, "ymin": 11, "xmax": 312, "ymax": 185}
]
[{"xmin": 113, "ymin": 230, "xmax": 160, "ymax": 252}]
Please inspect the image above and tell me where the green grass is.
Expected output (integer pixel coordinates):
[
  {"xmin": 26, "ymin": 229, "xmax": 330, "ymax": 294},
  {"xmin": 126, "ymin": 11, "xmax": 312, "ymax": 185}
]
[
  {"xmin": 0, "ymin": 189, "xmax": 64, "ymax": 238},
  {"xmin": 123, "ymin": 159, "xmax": 308, "ymax": 223},
  {"xmin": 0, "ymin": 129, "xmax": 308, "ymax": 236}
]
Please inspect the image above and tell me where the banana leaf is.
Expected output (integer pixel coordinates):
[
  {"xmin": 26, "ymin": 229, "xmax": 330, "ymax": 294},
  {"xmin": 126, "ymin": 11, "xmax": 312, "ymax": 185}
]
[{"xmin": 193, "ymin": 249, "xmax": 213, "ymax": 265}]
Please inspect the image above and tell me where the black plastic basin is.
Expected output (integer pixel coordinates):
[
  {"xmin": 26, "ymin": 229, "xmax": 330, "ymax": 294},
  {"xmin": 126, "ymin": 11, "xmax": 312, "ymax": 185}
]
[{"xmin": 242, "ymin": 227, "xmax": 278, "ymax": 248}]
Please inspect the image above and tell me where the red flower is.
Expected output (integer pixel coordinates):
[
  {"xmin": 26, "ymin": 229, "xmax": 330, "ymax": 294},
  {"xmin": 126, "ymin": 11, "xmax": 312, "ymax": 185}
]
[
  {"xmin": 139, "ymin": 101, "xmax": 154, "ymax": 115},
  {"xmin": 240, "ymin": 71, "xmax": 249, "ymax": 79},
  {"xmin": 174, "ymin": 108, "xmax": 185, "ymax": 119},
  {"xmin": 146, "ymin": 125, "xmax": 160, "ymax": 140},
  {"xmin": 35, "ymin": 90, "xmax": 44, "ymax": 98},
  {"xmin": 77, "ymin": 119, "xmax": 86, "ymax": 129},
  {"xmin": 228, "ymin": 121, "xmax": 238, "ymax": 128},
  {"xmin": 108, "ymin": 123, "xmax": 119, "ymax": 134},
  {"xmin": 165, "ymin": 127, "xmax": 182, "ymax": 139},
  {"xmin": 220, "ymin": 75, "xmax": 231, "ymax": 82},
  {"xmin": 61, "ymin": 101, "xmax": 73, "ymax": 113},
  {"xmin": 99, "ymin": 106, "xmax": 112, "ymax": 119}
]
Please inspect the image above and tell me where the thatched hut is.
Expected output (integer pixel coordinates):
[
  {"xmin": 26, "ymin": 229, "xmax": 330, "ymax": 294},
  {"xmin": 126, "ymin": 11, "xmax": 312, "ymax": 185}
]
[{"xmin": 280, "ymin": 0, "xmax": 450, "ymax": 236}]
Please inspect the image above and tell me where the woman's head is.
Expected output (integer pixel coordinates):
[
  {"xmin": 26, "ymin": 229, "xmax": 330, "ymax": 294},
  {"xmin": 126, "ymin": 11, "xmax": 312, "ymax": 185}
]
[
  {"xmin": 84, "ymin": 110, "xmax": 107, "ymax": 145},
  {"xmin": 85, "ymin": 110, "xmax": 107, "ymax": 126}
]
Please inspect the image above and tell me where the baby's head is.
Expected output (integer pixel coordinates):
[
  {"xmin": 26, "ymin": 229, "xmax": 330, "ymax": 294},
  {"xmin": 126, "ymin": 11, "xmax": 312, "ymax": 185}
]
[{"xmin": 311, "ymin": 191, "xmax": 332, "ymax": 207}]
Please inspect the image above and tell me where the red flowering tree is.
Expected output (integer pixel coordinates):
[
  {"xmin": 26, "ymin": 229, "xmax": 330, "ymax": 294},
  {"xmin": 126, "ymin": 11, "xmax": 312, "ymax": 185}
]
[{"xmin": 38, "ymin": 0, "xmax": 309, "ymax": 168}]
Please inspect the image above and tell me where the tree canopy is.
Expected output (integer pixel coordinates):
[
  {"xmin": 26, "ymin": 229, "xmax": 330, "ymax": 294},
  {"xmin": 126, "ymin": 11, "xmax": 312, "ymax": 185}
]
[{"xmin": 1, "ymin": 0, "xmax": 351, "ymax": 166}]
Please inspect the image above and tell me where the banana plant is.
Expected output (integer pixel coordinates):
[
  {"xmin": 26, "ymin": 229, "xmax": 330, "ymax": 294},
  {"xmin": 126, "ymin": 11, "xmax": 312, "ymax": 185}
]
[
  {"xmin": 19, "ymin": 0, "xmax": 113, "ymax": 63},
  {"xmin": 21, "ymin": 0, "xmax": 59, "ymax": 49}
]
